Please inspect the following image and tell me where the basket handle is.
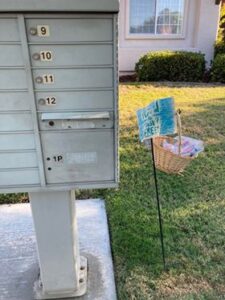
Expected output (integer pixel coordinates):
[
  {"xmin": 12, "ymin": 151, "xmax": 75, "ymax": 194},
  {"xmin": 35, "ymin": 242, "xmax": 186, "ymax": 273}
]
[{"xmin": 176, "ymin": 109, "xmax": 182, "ymax": 155}]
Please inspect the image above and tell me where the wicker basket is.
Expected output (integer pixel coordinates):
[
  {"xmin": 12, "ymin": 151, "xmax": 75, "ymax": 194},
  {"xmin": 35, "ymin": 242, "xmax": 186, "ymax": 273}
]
[{"xmin": 152, "ymin": 111, "xmax": 194, "ymax": 174}]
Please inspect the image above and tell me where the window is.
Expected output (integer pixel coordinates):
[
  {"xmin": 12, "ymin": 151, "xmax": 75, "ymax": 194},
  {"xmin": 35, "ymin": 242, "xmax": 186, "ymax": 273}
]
[{"xmin": 129, "ymin": 0, "xmax": 185, "ymax": 35}]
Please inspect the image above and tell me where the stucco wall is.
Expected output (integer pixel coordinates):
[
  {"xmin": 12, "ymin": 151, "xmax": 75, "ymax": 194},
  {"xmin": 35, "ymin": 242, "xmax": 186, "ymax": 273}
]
[{"xmin": 119, "ymin": 0, "xmax": 220, "ymax": 74}]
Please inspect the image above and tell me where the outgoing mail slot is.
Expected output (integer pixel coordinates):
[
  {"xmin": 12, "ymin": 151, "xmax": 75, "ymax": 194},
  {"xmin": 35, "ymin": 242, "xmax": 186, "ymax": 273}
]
[
  {"xmin": 39, "ymin": 112, "xmax": 114, "ymax": 130},
  {"xmin": 41, "ymin": 130, "xmax": 115, "ymax": 184},
  {"xmin": 26, "ymin": 18, "xmax": 113, "ymax": 42},
  {"xmin": 30, "ymin": 45, "xmax": 113, "ymax": 67}
]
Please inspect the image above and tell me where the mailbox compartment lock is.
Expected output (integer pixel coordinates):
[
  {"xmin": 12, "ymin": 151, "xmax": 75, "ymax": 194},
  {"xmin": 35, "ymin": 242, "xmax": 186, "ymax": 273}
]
[
  {"xmin": 35, "ymin": 77, "xmax": 43, "ymax": 84},
  {"xmin": 32, "ymin": 53, "xmax": 40, "ymax": 61},
  {"xmin": 38, "ymin": 99, "xmax": 46, "ymax": 106},
  {"xmin": 30, "ymin": 27, "xmax": 37, "ymax": 35}
]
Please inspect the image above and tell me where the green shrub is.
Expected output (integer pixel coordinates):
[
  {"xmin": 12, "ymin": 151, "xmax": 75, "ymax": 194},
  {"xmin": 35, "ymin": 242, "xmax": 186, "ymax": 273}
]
[
  {"xmin": 135, "ymin": 51, "xmax": 206, "ymax": 82},
  {"xmin": 211, "ymin": 53, "xmax": 225, "ymax": 82},
  {"xmin": 214, "ymin": 4, "xmax": 225, "ymax": 56},
  {"xmin": 214, "ymin": 41, "xmax": 225, "ymax": 56}
]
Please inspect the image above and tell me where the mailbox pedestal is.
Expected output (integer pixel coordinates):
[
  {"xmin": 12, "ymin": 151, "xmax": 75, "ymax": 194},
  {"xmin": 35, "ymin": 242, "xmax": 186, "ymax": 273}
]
[
  {"xmin": 0, "ymin": 0, "xmax": 119, "ymax": 298},
  {"xmin": 30, "ymin": 191, "xmax": 87, "ymax": 299}
]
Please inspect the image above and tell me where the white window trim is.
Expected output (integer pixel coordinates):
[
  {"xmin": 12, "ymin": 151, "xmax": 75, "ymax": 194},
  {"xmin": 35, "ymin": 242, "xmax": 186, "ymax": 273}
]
[{"xmin": 125, "ymin": 0, "xmax": 189, "ymax": 40}]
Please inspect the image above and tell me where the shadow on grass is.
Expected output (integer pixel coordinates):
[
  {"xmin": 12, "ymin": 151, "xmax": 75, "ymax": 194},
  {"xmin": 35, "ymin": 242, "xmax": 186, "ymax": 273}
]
[{"xmin": 121, "ymin": 81, "xmax": 225, "ymax": 89}]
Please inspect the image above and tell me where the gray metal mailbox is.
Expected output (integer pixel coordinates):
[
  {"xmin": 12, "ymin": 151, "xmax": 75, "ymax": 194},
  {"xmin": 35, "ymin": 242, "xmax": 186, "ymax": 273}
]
[
  {"xmin": 0, "ymin": 1, "xmax": 119, "ymax": 299},
  {"xmin": 0, "ymin": 0, "xmax": 119, "ymax": 193}
]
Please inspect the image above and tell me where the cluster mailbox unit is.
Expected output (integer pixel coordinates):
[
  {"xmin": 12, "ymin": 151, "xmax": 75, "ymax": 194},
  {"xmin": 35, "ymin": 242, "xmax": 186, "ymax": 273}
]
[{"xmin": 0, "ymin": 0, "xmax": 119, "ymax": 299}]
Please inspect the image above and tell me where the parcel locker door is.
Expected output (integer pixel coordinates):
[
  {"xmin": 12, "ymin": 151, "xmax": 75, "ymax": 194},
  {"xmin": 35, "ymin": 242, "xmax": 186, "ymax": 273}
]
[{"xmin": 41, "ymin": 130, "xmax": 115, "ymax": 184}]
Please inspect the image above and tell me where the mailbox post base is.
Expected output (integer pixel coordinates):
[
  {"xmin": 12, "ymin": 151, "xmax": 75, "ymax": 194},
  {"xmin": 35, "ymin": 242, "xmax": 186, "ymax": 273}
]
[
  {"xmin": 29, "ymin": 191, "xmax": 87, "ymax": 299},
  {"xmin": 33, "ymin": 256, "xmax": 87, "ymax": 299}
]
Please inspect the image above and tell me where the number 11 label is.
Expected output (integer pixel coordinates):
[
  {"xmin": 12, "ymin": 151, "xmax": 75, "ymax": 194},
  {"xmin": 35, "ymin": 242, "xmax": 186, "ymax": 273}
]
[{"xmin": 43, "ymin": 74, "xmax": 54, "ymax": 84}]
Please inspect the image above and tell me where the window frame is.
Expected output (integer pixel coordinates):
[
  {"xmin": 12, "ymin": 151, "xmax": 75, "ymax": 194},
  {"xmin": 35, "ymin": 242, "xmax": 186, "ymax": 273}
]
[{"xmin": 125, "ymin": 0, "xmax": 188, "ymax": 40}]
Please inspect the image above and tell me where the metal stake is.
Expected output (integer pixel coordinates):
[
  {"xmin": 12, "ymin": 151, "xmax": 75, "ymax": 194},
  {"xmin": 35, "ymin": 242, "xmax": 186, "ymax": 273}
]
[{"xmin": 150, "ymin": 138, "xmax": 166, "ymax": 270}]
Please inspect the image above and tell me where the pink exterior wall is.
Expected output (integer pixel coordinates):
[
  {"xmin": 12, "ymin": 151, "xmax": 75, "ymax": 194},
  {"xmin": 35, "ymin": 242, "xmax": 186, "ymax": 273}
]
[{"xmin": 119, "ymin": 0, "xmax": 220, "ymax": 74}]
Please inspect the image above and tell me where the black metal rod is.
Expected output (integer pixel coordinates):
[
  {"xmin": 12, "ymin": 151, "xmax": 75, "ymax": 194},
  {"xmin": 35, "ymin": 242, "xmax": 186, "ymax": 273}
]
[{"xmin": 150, "ymin": 138, "xmax": 166, "ymax": 270}]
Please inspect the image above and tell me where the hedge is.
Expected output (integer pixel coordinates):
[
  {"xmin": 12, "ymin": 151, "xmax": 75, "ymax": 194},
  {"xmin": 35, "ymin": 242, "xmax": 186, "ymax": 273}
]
[
  {"xmin": 135, "ymin": 51, "xmax": 206, "ymax": 82},
  {"xmin": 214, "ymin": 4, "xmax": 225, "ymax": 56},
  {"xmin": 211, "ymin": 54, "xmax": 225, "ymax": 82},
  {"xmin": 215, "ymin": 41, "xmax": 225, "ymax": 57}
]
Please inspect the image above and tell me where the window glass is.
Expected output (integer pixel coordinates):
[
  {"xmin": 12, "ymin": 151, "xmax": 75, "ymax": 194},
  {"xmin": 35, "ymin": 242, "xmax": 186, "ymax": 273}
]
[
  {"xmin": 156, "ymin": 0, "xmax": 184, "ymax": 34},
  {"xmin": 129, "ymin": 0, "xmax": 184, "ymax": 35},
  {"xmin": 130, "ymin": 0, "xmax": 156, "ymax": 34}
]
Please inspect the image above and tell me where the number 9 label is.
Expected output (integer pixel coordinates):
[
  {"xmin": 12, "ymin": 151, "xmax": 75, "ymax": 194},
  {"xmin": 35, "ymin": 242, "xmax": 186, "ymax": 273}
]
[{"xmin": 37, "ymin": 25, "xmax": 50, "ymax": 37}]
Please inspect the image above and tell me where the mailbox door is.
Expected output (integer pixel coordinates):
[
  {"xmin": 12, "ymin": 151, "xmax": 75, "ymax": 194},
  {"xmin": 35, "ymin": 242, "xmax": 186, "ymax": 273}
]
[
  {"xmin": 41, "ymin": 130, "xmax": 115, "ymax": 184},
  {"xmin": 26, "ymin": 18, "xmax": 113, "ymax": 42},
  {"xmin": 30, "ymin": 44, "xmax": 113, "ymax": 67},
  {"xmin": 35, "ymin": 90, "xmax": 114, "ymax": 111}
]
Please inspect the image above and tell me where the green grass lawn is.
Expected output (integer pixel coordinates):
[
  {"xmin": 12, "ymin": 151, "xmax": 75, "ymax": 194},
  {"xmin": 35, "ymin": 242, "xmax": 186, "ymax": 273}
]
[
  {"xmin": 96, "ymin": 82, "xmax": 225, "ymax": 299},
  {"xmin": 1, "ymin": 82, "xmax": 225, "ymax": 299}
]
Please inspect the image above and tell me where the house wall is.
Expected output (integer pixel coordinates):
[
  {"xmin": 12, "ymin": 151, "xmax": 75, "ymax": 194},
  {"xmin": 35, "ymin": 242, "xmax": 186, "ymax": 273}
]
[{"xmin": 119, "ymin": 0, "xmax": 220, "ymax": 74}]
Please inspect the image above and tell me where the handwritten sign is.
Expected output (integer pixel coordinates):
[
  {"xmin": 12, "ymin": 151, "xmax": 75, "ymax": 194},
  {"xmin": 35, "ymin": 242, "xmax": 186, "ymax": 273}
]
[{"xmin": 137, "ymin": 97, "xmax": 176, "ymax": 142}]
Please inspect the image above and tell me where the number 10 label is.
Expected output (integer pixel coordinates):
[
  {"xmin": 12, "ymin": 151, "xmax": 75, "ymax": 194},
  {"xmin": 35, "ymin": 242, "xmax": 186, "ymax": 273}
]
[{"xmin": 40, "ymin": 51, "xmax": 52, "ymax": 61}]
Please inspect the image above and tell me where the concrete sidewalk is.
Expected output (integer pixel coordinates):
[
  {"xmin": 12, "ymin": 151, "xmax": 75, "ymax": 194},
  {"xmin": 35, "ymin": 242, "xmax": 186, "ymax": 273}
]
[{"xmin": 0, "ymin": 199, "xmax": 117, "ymax": 300}]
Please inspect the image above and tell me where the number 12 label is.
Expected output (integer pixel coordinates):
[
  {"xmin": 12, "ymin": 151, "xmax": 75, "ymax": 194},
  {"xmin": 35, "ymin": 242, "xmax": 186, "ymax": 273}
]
[{"xmin": 46, "ymin": 97, "xmax": 56, "ymax": 105}]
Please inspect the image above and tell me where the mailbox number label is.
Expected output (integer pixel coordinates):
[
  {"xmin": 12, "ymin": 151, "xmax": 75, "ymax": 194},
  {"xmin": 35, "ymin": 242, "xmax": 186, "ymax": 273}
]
[
  {"xmin": 43, "ymin": 74, "xmax": 54, "ymax": 84},
  {"xmin": 53, "ymin": 155, "xmax": 63, "ymax": 163},
  {"xmin": 46, "ymin": 96, "xmax": 56, "ymax": 105},
  {"xmin": 40, "ymin": 51, "xmax": 52, "ymax": 61},
  {"xmin": 37, "ymin": 25, "xmax": 50, "ymax": 37}
]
